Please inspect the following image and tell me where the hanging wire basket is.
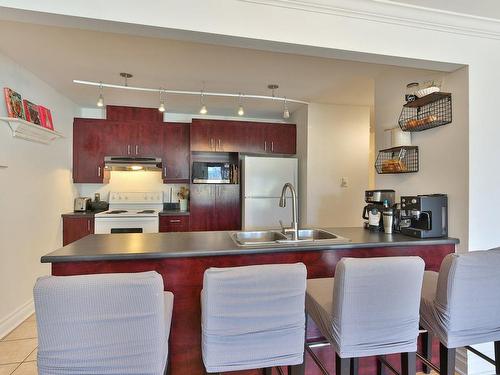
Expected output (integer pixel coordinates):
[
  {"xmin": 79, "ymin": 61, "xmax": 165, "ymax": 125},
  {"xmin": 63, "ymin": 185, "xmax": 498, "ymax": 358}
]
[
  {"xmin": 375, "ymin": 146, "xmax": 419, "ymax": 174},
  {"xmin": 398, "ymin": 92, "xmax": 452, "ymax": 132}
]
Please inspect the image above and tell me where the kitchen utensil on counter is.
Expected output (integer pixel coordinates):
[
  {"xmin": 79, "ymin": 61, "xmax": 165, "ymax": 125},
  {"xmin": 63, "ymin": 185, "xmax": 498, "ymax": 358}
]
[
  {"xmin": 74, "ymin": 197, "xmax": 91, "ymax": 212},
  {"xmin": 362, "ymin": 189, "xmax": 395, "ymax": 231},
  {"xmin": 400, "ymin": 194, "xmax": 448, "ymax": 238},
  {"xmin": 368, "ymin": 208, "xmax": 381, "ymax": 231},
  {"xmin": 90, "ymin": 193, "xmax": 109, "ymax": 212},
  {"xmin": 382, "ymin": 209, "xmax": 393, "ymax": 234}
]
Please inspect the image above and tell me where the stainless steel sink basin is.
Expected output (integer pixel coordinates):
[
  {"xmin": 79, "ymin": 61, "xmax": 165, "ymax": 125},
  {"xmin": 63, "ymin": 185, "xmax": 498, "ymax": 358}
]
[
  {"xmin": 230, "ymin": 229, "xmax": 349, "ymax": 246},
  {"xmin": 231, "ymin": 230, "xmax": 288, "ymax": 246}
]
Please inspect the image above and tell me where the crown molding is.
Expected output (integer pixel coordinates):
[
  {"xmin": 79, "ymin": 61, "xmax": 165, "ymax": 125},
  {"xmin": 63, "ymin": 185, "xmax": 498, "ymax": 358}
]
[{"xmin": 239, "ymin": 0, "xmax": 500, "ymax": 40}]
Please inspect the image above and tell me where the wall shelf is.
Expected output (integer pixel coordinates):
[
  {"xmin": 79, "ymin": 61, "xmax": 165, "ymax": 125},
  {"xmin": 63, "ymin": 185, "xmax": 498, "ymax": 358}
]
[{"xmin": 0, "ymin": 117, "xmax": 64, "ymax": 144}]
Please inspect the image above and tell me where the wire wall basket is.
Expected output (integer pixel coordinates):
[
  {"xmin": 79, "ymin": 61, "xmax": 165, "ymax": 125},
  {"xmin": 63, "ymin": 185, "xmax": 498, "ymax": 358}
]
[
  {"xmin": 398, "ymin": 92, "xmax": 452, "ymax": 132},
  {"xmin": 375, "ymin": 146, "xmax": 419, "ymax": 174}
]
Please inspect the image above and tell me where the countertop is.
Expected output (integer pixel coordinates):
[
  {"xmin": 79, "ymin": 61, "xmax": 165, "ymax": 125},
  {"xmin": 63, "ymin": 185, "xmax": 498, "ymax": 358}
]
[
  {"xmin": 159, "ymin": 210, "xmax": 190, "ymax": 216},
  {"xmin": 62, "ymin": 211, "xmax": 98, "ymax": 218},
  {"xmin": 42, "ymin": 227, "xmax": 459, "ymax": 263}
]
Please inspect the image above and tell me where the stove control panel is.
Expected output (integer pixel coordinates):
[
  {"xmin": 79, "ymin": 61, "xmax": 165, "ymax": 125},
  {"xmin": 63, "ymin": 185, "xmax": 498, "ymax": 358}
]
[{"xmin": 109, "ymin": 192, "xmax": 163, "ymax": 204}]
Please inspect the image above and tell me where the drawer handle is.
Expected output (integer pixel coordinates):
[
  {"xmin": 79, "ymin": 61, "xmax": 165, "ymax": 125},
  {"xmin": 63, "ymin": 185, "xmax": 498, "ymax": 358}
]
[{"xmin": 169, "ymin": 219, "xmax": 181, "ymax": 223}]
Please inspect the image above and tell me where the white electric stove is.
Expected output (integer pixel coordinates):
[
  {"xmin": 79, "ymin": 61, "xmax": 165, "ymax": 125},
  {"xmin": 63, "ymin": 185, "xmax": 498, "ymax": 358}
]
[{"xmin": 94, "ymin": 192, "xmax": 163, "ymax": 234}]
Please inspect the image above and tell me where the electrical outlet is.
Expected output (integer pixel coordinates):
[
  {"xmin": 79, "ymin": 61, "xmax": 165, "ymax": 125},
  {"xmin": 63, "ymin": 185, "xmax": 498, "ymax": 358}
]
[{"xmin": 341, "ymin": 176, "xmax": 348, "ymax": 188}]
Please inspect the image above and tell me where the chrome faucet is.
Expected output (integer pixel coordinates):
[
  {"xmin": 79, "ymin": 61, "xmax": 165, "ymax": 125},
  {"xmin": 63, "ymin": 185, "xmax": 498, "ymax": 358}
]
[{"xmin": 279, "ymin": 182, "xmax": 299, "ymax": 241}]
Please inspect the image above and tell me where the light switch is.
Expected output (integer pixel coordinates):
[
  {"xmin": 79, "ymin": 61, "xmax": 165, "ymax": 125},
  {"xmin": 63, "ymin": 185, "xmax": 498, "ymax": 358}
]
[{"xmin": 341, "ymin": 176, "xmax": 349, "ymax": 188}]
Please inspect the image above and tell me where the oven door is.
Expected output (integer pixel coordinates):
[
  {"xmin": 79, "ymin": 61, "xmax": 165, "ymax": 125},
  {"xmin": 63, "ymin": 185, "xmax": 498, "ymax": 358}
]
[{"xmin": 94, "ymin": 217, "xmax": 159, "ymax": 234}]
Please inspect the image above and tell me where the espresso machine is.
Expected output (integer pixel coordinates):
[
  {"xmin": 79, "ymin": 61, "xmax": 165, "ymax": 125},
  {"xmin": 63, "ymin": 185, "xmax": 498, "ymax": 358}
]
[
  {"xmin": 362, "ymin": 189, "xmax": 395, "ymax": 231},
  {"xmin": 400, "ymin": 194, "xmax": 448, "ymax": 238}
]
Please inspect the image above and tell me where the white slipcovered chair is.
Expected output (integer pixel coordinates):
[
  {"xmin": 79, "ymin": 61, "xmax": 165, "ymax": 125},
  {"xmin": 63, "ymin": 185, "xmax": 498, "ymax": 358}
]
[
  {"xmin": 34, "ymin": 271, "xmax": 173, "ymax": 375},
  {"xmin": 305, "ymin": 256, "xmax": 425, "ymax": 375},
  {"xmin": 420, "ymin": 248, "xmax": 500, "ymax": 375},
  {"xmin": 201, "ymin": 263, "xmax": 307, "ymax": 374}
]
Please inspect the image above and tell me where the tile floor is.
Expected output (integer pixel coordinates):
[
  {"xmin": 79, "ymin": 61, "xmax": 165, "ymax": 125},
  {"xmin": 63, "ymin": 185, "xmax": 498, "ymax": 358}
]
[
  {"xmin": 0, "ymin": 315, "xmax": 439, "ymax": 375},
  {"xmin": 0, "ymin": 314, "xmax": 37, "ymax": 375}
]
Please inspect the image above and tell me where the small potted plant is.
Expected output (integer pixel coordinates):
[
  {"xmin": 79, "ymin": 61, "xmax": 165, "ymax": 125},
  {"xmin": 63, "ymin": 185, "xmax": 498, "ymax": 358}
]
[{"xmin": 177, "ymin": 186, "xmax": 189, "ymax": 212}]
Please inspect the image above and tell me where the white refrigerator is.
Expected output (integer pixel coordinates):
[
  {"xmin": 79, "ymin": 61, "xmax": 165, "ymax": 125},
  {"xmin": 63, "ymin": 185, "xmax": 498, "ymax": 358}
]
[{"xmin": 242, "ymin": 156, "xmax": 298, "ymax": 230}]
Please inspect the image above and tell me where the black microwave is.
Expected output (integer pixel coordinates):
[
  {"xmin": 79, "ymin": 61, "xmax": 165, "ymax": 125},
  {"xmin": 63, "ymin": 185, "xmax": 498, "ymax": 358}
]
[{"xmin": 192, "ymin": 162, "xmax": 232, "ymax": 183}]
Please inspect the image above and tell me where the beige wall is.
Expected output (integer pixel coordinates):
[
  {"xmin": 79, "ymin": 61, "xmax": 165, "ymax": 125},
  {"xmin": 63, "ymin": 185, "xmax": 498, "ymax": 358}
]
[
  {"xmin": 295, "ymin": 103, "xmax": 370, "ymax": 227},
  {"xmin": 0, "ymin": 52, "xmax": 78, "ymax": 337},
  {"xmin": 374, "ymin": 67, "xmax": 469, "ymax": 252}
]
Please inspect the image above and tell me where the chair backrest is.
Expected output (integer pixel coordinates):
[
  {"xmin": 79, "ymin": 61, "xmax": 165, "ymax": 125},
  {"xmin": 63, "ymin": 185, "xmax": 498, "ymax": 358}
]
[
  {"xmin": 201, "ymin": 263, "xmax": 307, "ymax": 371},
  {"xmin": 332, "ymin": 256, "xmax": 425, "ymax": 354},
  {"xmin": 435, "ymin": 248, "xmax": 500, "ymax": 333},
  {"xmin": 34, "ymin": 271, "xmax": 168, "ymax": 375}
]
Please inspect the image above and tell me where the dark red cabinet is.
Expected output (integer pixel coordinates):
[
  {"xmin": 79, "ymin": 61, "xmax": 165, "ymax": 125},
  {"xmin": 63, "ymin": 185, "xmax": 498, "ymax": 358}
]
[
  {"xmin": 190, "ymin": 119, "xmax": 296, "ymax": 154},
  {"xmin": 106, "ymin": 105, "xmax": 163, "ymax": 122},
  {"xmin": 73, "ymin": 119, "xmax": 107, "ymax": 183},
  {"xmin": 62, "ymin": 216, "xmax": 94, "ymax": 246},
  {"xmin": 73, "ymin": 113, "xmax": 189, "ymax": 183},
  {"xmin": 189, "ymin": 184, "xmax": 241, "ymax": 231},
  {"xmin": 161, "ymin": 123, "xmax": 190, "ymax": 182},
  {"xmin": 159, "ymin": 215, "xmax": 190, "ymax": 232}
]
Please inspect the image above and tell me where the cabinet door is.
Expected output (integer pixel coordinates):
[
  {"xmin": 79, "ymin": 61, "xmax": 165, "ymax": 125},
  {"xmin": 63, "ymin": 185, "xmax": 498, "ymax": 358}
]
[
  {"xmin": 244, "ymin": 122, "xmax": 267, "ymax": 153},
  {"xmin": 106, "ymin": 105, "xmax": 163, "ymax": 122},
  {"xmin": 191, "ymin": 119, "xmax": 215, "ymax": 152},
  {"xmin": 189, "ymin": 184, "xmax": 215, "ymax": 231},
  {"xmin": 159, "ymin": 215, "xmax": 190, "ymax": 232},
  {"xmin": 63, "ymin": 217, "xmax": 94, "ymax": 246},
  {"xmin": 73, "ymin": 119, "xmax": 106, "ymax": 183},
  {"xmin": 215, "ymin": 184, "xmax": 241, "ymax": 231},
  {"xmin": 135, "ymin": 122, "xmax": 163, "ymax": 157},
  {"xmin": 266, "ymin": 124, "xmax": 296, "ymax": 154},
  {"xmin": 162, "ymin": 123, "xmax": 190, "ymax": 182}
]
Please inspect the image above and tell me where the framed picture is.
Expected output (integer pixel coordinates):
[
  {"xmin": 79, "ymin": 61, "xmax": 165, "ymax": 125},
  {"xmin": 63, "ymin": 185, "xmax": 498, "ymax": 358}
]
[
  {"xmin": 3, "ymin": 87, "xmax": 26, "ymax": 119},
  {"xmin": 23, "ymin": 99, "xmax": 41, "ymax": 125},
  {"xmin": 38, "ymin": 105, "xmax": 54, "ymax": 130}
]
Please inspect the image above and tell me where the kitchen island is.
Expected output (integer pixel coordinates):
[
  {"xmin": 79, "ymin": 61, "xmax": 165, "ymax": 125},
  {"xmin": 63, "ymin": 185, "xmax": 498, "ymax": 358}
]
[{"xmin": 42, "ymin": 228, "xmax": 458, "ymax": 375}]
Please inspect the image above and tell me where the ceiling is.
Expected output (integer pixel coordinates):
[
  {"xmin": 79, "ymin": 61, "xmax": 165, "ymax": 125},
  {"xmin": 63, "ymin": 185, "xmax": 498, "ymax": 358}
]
[
  {"xmin": 0, "ymin": 20, "xmax": 441, "ymax": 119},
  {"xmin": 385, "ymin": 0, "xmax": 500, "ymax": 20}
]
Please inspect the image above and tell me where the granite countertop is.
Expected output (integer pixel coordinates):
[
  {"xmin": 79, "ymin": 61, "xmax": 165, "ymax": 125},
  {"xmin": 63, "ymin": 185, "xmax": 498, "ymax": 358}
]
[
  {"xmin": 42, "ymin": 227, "xmax": 459, "ymax": 263},
  {"xmin": 159, "ymin": 210, "xmax": 190, "ymax": 216},
  {"xmin": 62, "ymin": 211, "xmax": 98, "ymax": 218}
]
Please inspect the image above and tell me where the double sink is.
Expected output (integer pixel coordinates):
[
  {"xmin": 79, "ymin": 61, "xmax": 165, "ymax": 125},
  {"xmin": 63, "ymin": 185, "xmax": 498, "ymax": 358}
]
[{"xmin": 230, "ymin": 229, "xmax": 350, "ymax": 246}]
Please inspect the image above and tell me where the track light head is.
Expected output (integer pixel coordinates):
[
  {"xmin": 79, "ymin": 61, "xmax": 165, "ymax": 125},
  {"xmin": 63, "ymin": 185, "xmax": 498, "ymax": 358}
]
[
  {"xmin": 97, "ymin": 93, "xmax": 104, "ymax": 107},
  {"xmin": 200, "ymin": 104, "xmax": 208, "ymax": 115},
  {"xmin": 283, "ymin": 98, "xmax": 290, "ymax": 119},
  {"xmin": 237, "ymin": 105, "xmax": 245, "ymax": 116}
]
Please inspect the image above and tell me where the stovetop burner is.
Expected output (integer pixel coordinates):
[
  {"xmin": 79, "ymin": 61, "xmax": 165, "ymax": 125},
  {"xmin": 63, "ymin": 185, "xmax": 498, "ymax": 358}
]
[
  {"xmin": 106, "ymin": 210, "xmax": 128, "ymax": 214},
  {"xmin": 137, "ymin": 210, "xmax": 156, "ymax": 214}
]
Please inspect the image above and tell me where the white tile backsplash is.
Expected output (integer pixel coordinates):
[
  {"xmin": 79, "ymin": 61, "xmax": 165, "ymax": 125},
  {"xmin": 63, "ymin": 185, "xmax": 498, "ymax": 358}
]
[{"xmin": 75, "ymin": 171, "xmax": 187, "ymax": 203}]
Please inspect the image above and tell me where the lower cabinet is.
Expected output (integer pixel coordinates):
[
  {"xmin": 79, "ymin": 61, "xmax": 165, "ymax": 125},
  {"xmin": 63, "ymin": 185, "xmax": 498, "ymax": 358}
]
[
  {"xmin": 159, "ymin": 215, "xmax": 190, "ymax": 232},
  {"xmin": 62, "ymin": 216, "xmax": 94, "ymax": 246},
  {"xmin": 190, "ymin": 184, "xmax": 241, "ymax": 231}
]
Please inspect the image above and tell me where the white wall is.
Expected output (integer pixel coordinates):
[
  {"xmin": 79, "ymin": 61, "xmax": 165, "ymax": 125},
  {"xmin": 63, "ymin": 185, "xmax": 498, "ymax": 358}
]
[
  {"xmin": 0, "ymin": 52, "xmax": 78, "ymax": 337},
  {"xmin": 374, "ymin": 67, "xmax": 469, "ymax": 252},
  {"xmin": 295, "ymin": 103, "xmax": 370, "ymax": 227}
]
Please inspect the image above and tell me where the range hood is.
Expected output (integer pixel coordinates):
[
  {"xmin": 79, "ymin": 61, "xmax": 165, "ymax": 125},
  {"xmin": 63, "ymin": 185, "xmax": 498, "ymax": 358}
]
[{"xmin": 104, "ymin": 156, "xmax": 162, "ymax": 171}]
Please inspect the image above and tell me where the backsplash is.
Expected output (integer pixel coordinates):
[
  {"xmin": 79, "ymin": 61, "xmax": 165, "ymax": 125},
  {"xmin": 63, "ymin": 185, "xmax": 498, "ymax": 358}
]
[{"xmin": 75, "ymin": 171, "xmax": 188, "ymax": 203}]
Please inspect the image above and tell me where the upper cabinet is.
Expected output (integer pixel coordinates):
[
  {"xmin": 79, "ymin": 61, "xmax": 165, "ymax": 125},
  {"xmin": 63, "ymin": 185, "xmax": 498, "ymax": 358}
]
[
  {"xmin": 190, "ymin": 119, "xmax": 296, "ymax": 154},
  {"xmin": 161, "ymin": 123, "xmax": 190, "ymax": 182},
  {"xmin": 106, "ymin": 105, "xmax": 163, "ymax": 122},
  {"xmin": 73, "ymin": 118, "xmax": 107, "ymax": 183}
]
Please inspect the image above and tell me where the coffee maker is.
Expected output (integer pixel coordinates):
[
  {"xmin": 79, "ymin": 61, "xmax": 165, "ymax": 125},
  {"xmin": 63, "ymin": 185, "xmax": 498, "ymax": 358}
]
[
  {"xmin": 400, "ymin": 194, "xmax": 448, "ymax": 238},
  {"xmin": 362, "ymin": 189, "xmax": 395, "ymax": 231}
]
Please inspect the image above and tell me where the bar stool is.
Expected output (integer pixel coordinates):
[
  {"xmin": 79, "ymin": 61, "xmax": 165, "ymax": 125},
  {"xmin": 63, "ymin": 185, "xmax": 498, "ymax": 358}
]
[
  {"xmin": 201, "ymin": 263, "xmax": 307, "ymax": 374},
  {"xmin": 305, "ymin": 256, "xmax": 425, "ymax": 375},
  {"xmin": 34, "ymin": 271, "xmax": 173, "ymax": 375},
  {"xmin": 419, "ymin": 248, "xmax": 500, "ymax": 375}
]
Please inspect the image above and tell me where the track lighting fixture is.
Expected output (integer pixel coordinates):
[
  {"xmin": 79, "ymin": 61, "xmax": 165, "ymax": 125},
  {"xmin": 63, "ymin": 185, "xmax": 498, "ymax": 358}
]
[
  {"xmin": 237, "ymin": 93, "xmax": 244, "ymax": 116},
  {"xmin": 158, "ymin": 89, "xmax": 166, "ymax": 113},
  {"xmin": 283, "ymin": 98, "xmax": 290, "ymax": 119},
  {"xmin": 96, "ymin": 82, "xmax": 104, "ymax": 107},
  {"xmin": 199, "ymin": 90, "xmax": 208, "ymax": 114}
]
